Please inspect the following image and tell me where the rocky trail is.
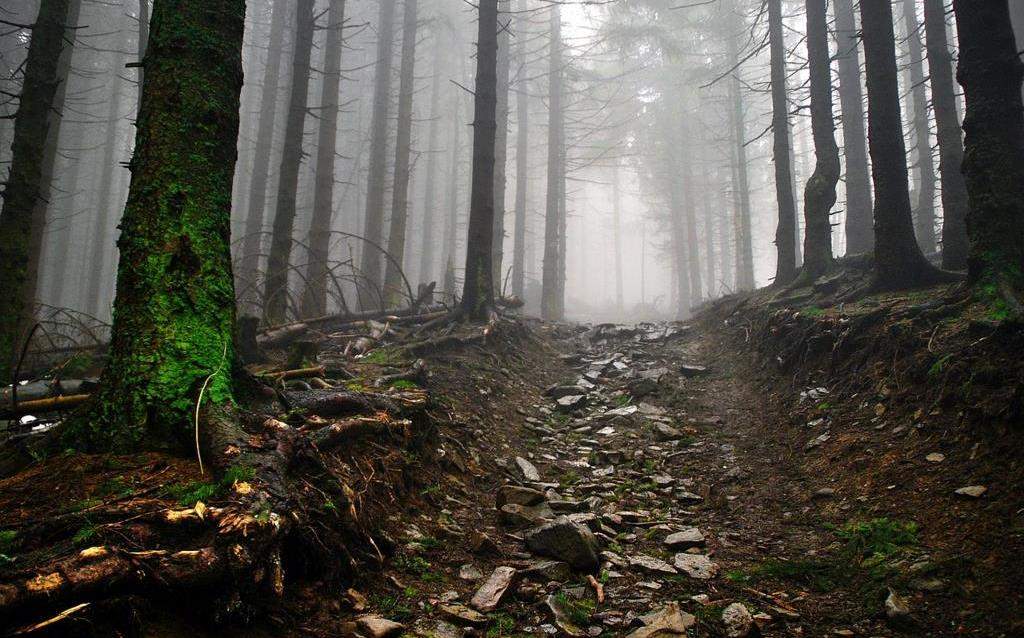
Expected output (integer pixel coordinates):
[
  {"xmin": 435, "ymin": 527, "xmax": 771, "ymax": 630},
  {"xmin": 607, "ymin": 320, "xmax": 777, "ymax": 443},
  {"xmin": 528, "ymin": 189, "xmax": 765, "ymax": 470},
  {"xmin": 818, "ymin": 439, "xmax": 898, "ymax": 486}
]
[{"xmin": 333, "ymin": 315, "xmax": 1004, "ymax": 638}]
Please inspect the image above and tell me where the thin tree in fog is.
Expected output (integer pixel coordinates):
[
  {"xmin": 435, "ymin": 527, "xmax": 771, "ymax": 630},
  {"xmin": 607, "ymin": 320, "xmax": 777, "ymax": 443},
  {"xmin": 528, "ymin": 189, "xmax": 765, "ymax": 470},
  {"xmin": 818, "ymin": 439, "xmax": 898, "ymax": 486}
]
[
  {"xmin": 510, "ymin": 1, "xmax": 530, "ymax": 300},
  {"xmin": 239, "ymin": 0, "xmax": 287, "ymax": 312},
  {"xmin": 542, "ymin": 4, "xmax": 565, "ymax": 320},
  {"xmin": 834, "ymin": 0, "xmax": 872, "ymax": 255},
  {"xmin": 301, "ymin": 0, "xmax": 347, "ymax": 317},
  {"xmin": 264, "ymin": 0, "xmax": 315, "ymax": 324},
  {"xmin": 902, "ymin": 0, "xmax": 936, "ymax": 255},
  {"xmin": 923, "ymin": 0, "xmax": 967, "ymax": 272},
  {"xmin": 417, "ymin": 25, "xmax": 445, "ymax": 288},
  {"xmin": 383, "ymin": 0, "xmax": 420, "ymax": 305},
  {"xmin": 768, "ymin": 0, "xmax": 798, "ymax": 287},
  {"xmin": 358, "ymin": 0, "xmax": 397, "ymax": 310},
  {"xmin": 492, "ymin": 8, "xmax": 511, "ymax": 294},
  {"xmin": 727, "ymin": 23, "xmax": 755, "ymax": 292},
  {"xmin": 461, "ymin": 0, "xmax": 500, "ymax": 320},
  {"xmin": 799, "ymin": 0, "xmax": 839, "ymax": 282},
  {"xmin": 0, "ymin": 0, "xmax": 75, "ymax": 383}
]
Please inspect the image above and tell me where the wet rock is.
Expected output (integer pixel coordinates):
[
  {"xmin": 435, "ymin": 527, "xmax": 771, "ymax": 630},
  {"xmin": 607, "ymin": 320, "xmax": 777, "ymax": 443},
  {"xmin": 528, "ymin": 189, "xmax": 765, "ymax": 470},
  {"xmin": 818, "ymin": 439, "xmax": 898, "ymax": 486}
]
[
  {"xmin": 546, "ymin": 594, "xmax": 587, "ymax": 637},
  {"xmin": 628, "ymin": 554, "xmax": 678, "ymax": 575},
  {"xmin": 673, "ymin": 553, "xmax": 718, "ymax": 579},
  {"xmin": 557, "ymin": 395, "xmax": 587, "ymax": 412},
  {"xmin": 440, "ymin": 603, "xmax": 488, "ymax": 627},
  {"xmin": 955, "ymin": 485, "xmax": 986, "ymax": 498},
  {"xmin": 497, "ymin": 485, "xmax": 547, "ymax": 507},
  {"xmin": 664, "ymin": 527, "xmax": 705, "ymax": 550},
  {"xmin": 356, "ymin": 615, "xmax": 404, "ymax": 638},
  {"xmin": 525, "ymin": 517, "xmax": 601, "ymax": 571},
  {"xmin": 470, "ymin": 566, "xmax": 517, "ymax": 612},
  {"xmin": 626, "ymin": 602, "xmax": 695, "ymax": 638},
  {"xmin": 458, "ymin": 564, "xmax": 484, "ymax": 580},
  {"xmin": 500, "ymin": 502, "xmax": 555, "ymax": 527},
  {"xmin": 515, "ymin": 456, "xmax": 541, "ymax": 481},
  {"xmin": 679, "ymin": 364, "xmax": 708, "ymax": 377},
  {"xmin": 653, "ymin": 423, "xmax": 683, "ymax": 441},
  {"xmin": 721, "ymin": 602, "xmax": 755, "ymax": 637},
  {"xmin": 547, "ymin": 384, "xmax": 589, "ymax": 398},
  {"xmin": 522, "ymin": 559, "xmax": 573, "ymax": 582},
  {"xmin": 925, "ymin": 452, "xmax": 945, "ymax": 463}
]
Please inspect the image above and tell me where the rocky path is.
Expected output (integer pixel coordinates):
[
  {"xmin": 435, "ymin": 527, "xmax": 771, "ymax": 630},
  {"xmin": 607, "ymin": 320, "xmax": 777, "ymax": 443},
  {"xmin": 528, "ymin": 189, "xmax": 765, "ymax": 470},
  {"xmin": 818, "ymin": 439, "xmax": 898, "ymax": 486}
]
[{"xmin": 344, "ymin": 322, "xmax": 945, "ymax": 638}]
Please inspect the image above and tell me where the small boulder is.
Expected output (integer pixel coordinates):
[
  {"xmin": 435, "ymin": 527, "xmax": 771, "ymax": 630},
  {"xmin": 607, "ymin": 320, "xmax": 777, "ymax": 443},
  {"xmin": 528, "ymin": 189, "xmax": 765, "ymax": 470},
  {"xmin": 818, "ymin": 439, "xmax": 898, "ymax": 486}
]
[
  {"xmin": 625, "ymin": 602, "xmax": 695, "ymax": 638},
  {"xmin": 470, "ymin": 566, "xmax": 517, "ymax": 612},
  {"xmin": 721, "ymin": 602, "xmax": 755, "ymax": 638},
  {"xmin": 664, "ymin": 527, "xmax": 705, "ymax": 550},
  {"xmin": 524, "ymin": 517, "xmax": 601, "ymax": 572},
  {"xmin": 515, "ymin": 456, "xmax": 541, "ymax": 481},
  {"xmin": 955, "ymin": 485, "xmax": 987, "ymax": 498},
  {"xmin": 356, "ymin": 615, "xmax": 404, "ymax": 638},
  {"xmin": 500, "ymin": 502, "xmax": 555, "ymax": 527},
  {"xmin": 673, "ymin": 553, "xmax": 718, "ymax": 579},
  {"xmin": 497, "ymin": 485, "xmax": 547, "ymax": 507},
  {"xmin": 628, "ymin": 554, "xmax": 678, "ymax": 575},
  {"xmin": 556, "ymin": 395, "xmax": 587, "ymax": 412}
]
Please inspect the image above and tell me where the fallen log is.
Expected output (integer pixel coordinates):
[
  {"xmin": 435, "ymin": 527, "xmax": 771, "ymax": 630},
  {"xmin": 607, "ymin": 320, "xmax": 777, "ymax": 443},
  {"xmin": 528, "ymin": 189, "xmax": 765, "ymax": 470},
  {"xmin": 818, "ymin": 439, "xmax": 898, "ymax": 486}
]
[
  {"xmin": 1, "ymin": 393, "xmax": 90, "ymax": 417},
  {"xmin": 257, "ymin": 304, "xmax": 448, "ymax": 348}
]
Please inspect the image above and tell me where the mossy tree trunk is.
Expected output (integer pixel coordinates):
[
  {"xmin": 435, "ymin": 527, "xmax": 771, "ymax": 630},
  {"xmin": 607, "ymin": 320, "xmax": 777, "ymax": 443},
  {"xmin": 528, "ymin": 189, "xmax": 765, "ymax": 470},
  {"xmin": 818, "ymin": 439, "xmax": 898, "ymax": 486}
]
[
  {"xmin": 0, "ymin": 0, "xmax": 74, "ymax": 384},
  {"xmin": 461, "ymin": 0, "xmax": 499, "ymax": 321},
  {"xmin": 953, "ymin": 0, "xmax": 1024, "ymax": 295},
  {"xmin": 861, "ymin": 0, "xmax": 944, "ymax": 289},
  {"xmin": 73, "ymin": 0, "xmax": 244, "ymax": 452},
  {"xmin": 923, "ymin": 0, "xmax": 968, "ymax": 272},
  {"xmin": 799, "ymin": 0, "xmax": 839, "ymax": 282}
]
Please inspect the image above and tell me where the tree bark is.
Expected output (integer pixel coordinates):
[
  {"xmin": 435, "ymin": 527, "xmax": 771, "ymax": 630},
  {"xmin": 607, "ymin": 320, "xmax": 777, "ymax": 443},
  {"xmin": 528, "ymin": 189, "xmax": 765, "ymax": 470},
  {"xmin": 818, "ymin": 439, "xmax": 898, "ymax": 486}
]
[
  {"xmin": 861, "ymin": 0, "xmax": 943, "ymax": 289},
  {"xmin": 71, "ymin": 0, "xmax": 244, "ymax": 451},
  {"xmin": 768, "ymin": 0, "xmax": 798, "ymax": 286},
  {"xmin": 136, "ymin": 0, "xmax": 149, "ymax": 115},
  {"xmin": 238, "ymin": 0, "xmax": 288, "ymax": 313},
  {"xmin": 903, "ymin": 0, "xmax": 937, "ymax": 254},
  {"xmin": 382, "ymin": 0, "xmax": 419, "ymax": 306},
  {"xmin": 492, "ymin": 12, "xmax": 511, "ymax": 294},
  {"xmin": 263, "ymin": 0, "xmax": 315, "ymax": 324},
  {"xmin": 611, "ymin": 162, "xmax": 624, "ymax": 312},
  {"xmin": 800, "ymin": 0, "xmax": 839, "ymax": 281},
  {"xmin": 834, "ymin": 0, "xmax": 873, "ymax": 254},
  {"xmin": 953, "ymin": 0, "xmax": 1024, "ymax": 292},
  {"xmin": 357, "ymin": 0, "xmax": 398, "ymax": 309},
  {"xmin": 923, "ymin": 0, "xmax": 967, "ymax": 271},
  {"xmin": 461, "ymin": 0, "xmax": 499, "ymax": 320},
  {"xmin": 300, "ymin": 0, "xmax": 347, "ymax": 318},
  {"xmin": 541, "ymin": 5, "xmax": 564, "ymax": 320},
  {"xmin": 0, "ymin": 0, "xmax": 75, "ymax": 383}
]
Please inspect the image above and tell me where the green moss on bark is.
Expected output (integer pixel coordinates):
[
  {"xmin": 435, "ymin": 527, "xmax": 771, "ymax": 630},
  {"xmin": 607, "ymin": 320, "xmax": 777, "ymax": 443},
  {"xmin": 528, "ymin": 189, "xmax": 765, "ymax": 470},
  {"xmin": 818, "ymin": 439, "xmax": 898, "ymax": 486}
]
[{"xmin": 67, "ymin": 0, "xmax": 245, "ymax": 452}]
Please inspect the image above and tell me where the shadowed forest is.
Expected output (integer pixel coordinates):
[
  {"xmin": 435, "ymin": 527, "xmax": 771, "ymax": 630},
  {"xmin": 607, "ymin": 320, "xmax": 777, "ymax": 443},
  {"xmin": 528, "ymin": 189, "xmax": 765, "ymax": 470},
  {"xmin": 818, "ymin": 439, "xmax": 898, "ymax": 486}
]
[{"xmin": 0, "ymin": 0, "xmax": 1023, "ymax": 636}]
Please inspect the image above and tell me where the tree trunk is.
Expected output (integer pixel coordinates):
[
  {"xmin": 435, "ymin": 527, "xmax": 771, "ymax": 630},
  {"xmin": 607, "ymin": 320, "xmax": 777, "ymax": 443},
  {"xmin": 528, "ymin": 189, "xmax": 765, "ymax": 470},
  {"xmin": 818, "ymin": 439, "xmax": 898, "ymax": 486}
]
[
  {"xmin": 0, "ymin": 0, "xmax": 75, "ymax": 383},
  {"xmin": 800, "ymin": 0, "xmax": 839, "ymax": 281},
  {"xmin": 417, "ymin": 33, "xmax": 445, "ymax": 288},
  {"xmin": 238, "ymin": 0, "xmax": 288, "ymax": 313},
  {"xmin": 768, "ymin": 0, "xmax": 798, "ymax": 286},
  {"xmin": 834, "ymin": 0, "xmax": 873, "ymax": 254},
  {"xmin": 701, "ymin": 163, "xmax": 716, "ymax": 299},
  {"xmin": 442, "ymin": 83, "xmax": 463, "ymax": 302},
  {"xmin": 461, "ymin": 0, "xmax": 499, "ymax": 320},
  {"xmin": 263, "ymin": 0, "xmax": 315, "ymax": 324},
  {"xmin": 136, "ymin": 0, "xmax": 149, "ymax": 115},
  {"xmin": 511, "ymin": 26, "xmax": 529, "ymax": 300},
  {"xmin": 382, "ymin": 0, "xmax": 419, "ymax": 306},
  {"xmin": 71, "ymin": 0, "xmax": 244, "ymax": 451},
  {"xmin": 492, "ymin": 14, "xmax": 511, "ymax": 294},
  {"xmin": 357, "ymin": 0, "xmax": 398, "ymax": 310},
  {"xmin": 953, "ymin": 0, "xmax": 1024, "ymax": 293},
  {"xmin": 903, "ymin": 0, "xmax": 937, "ymax": 254},
  {"xmin": 923, "ymin": 0, "xmax": 968, "ymax": 271},
  {"xmin": 541, "ymin": 5, "xmax": 564, "ymax": 320},
  {"xmin": 299, "ymin": 0, "xmax": 346, "ymax": 317},
  {"xmin": 44, "ymin": 121, "xmax": 86, "ymax": 309},
  {"xmin": 861, "ymin": 0, "xmax": 943, "ymax": 289},
  {"xmin": 727, "ymin": 29, "xmax": 755, "ymax": 291},
  {"xmin": 1013, "ymin": 2, "xmax": 1024, "ymax": 104}
]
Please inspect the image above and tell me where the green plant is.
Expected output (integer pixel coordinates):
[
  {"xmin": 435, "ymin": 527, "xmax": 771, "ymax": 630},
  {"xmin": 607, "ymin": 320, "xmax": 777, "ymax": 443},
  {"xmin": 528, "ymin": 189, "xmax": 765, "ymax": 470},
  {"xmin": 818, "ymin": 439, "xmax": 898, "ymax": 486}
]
[
  {"xmin": 361, "ymin": 347, "xmax": 404, "ymax": 366},
  {"xmin": 389, "ymin": 379, "xmax": 419, "ymax": 390},
  {"xmin": 833, "ymin": 518, "xmax": 918, "ymax": 561},
  {"xmin": 165, "ymin": 463, "xmax": 255, "ymax": 506},
  {"xmin": 803, "ymin": 306, "xmax": 826, "ymax": 318},
  {"xmin": 928, "ymin": 354, "xmax": 954, "ymax": 378},
  {"xmin": 486, "ymin": 613, "xmax": 518, "ymax": 637},
  {"xmin": 72, "ymin": 525, "xmax": 98, "ymax": 545},
  {"xmin": 554, "ymin": 592, "xmax": 595, "ymax": 626},
  {"xmin": 0, "ymin": 530, "xmax": 18, "ymax": 553}
]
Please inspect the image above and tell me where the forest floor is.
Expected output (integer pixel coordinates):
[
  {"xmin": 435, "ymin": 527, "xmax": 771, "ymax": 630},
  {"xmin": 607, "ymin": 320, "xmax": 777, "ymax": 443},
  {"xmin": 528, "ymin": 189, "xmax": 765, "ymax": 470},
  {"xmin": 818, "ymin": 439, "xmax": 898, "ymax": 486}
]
[{"xmin": 2, "ymin": 277, "xmax": 1023, "ymax": 637}]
